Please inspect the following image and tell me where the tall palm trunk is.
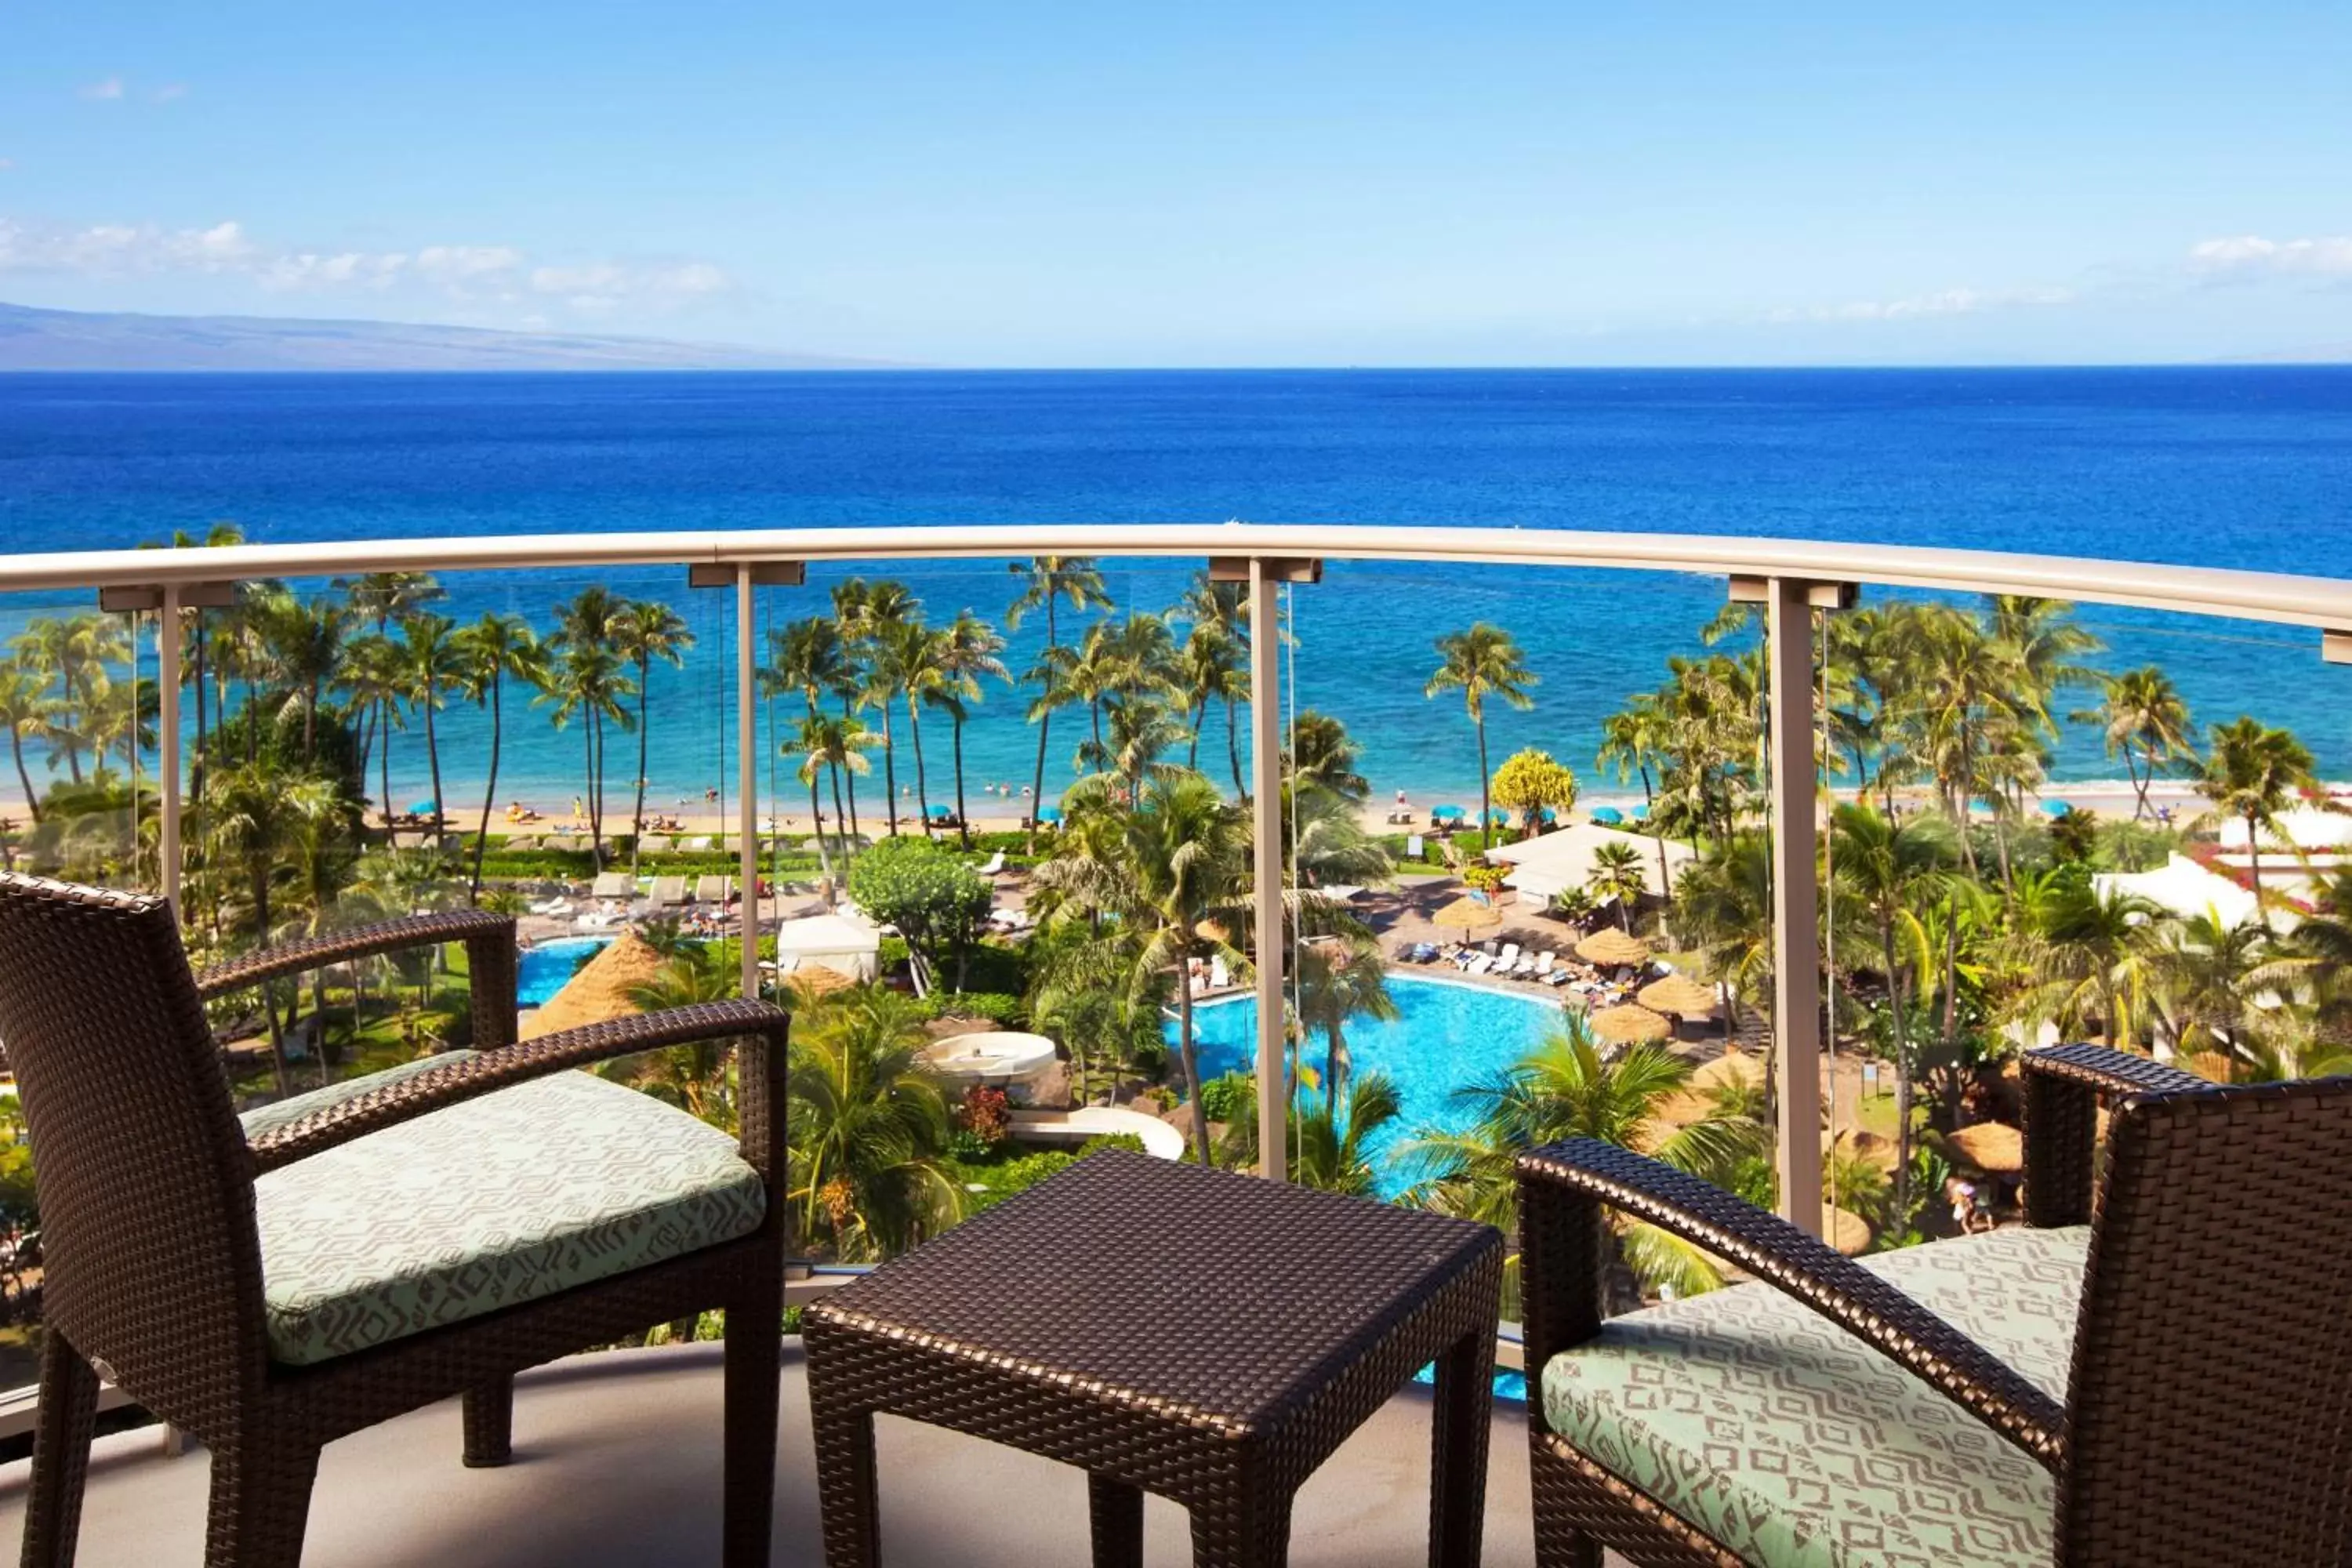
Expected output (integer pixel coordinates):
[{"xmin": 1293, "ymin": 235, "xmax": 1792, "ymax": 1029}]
[
  {"xmin": 1174, "ymin": 967, "xmax": 1210, "ymax": 1169},
  {"xmin": 7, "ymin": 726, "xmax": 38, "ymax": 825},
  {"xmin": 806, "ymin": 770, "xmax": 833, "ymax": 891},
  {"xmin": 190, "ymin": 621, "xmax": 209, "ymax": 806},
  {"xmin": 906, "ymin": 696, "xmax": 931, "ymax": 837},
  {"xmin": 1225, "ymin": 697, "xmax": 1244, "ymax": 799},
  {"xmin": 377, "ymin": 702, "xmax": 394, "ymax": 826},
  {"xmin": 2245, "ymin": 808, "xmax": 2267, "ymax": 931},
  {"xmin": 422, "ymin": 694, "xmax": 445, "ymax": 838},
  {"xmin": 952, "ymin": 713, "xmax": 971, "ymax": 850},
  {"xmin": 630, "ymin": 669, "xmax": 652, "ymax": 876},
  {"xmin": 878, "ymin": 699, "xmax": 899, "ymax": 836},
  {"xmin": 1884, "ymin": 921, "xmax": 1915, "ymax": 1221},
  {"xmin": 1029, "ymin": 600, "xmax": 1058, "ymax": 851},
  {"xmin": 252, "ymin": 872, "xmax": 292, "ymax": 1097},
  {"xmin": 469, "ymin": 675, "xmax": 503, "ymax": 904},
  {"xmin": 1187, "ymin": 696, "xmax": 1205, "ymax": 768},
  {"xmin": 1475, "ymin": 715, "xmax": 1491, "ymax": 851},
  {"xmin": 838, "ymin": 694, "xmax": 862, "ymax": 840}
]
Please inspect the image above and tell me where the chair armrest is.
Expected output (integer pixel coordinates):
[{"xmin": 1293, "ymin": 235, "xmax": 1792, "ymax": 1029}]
[
  {"xmin": 2022, "ymin": 1043, "xmax": 2216, "ymax": 1228},
  {"xmin": 196, "ymin": 911, "xmax": 518, "ymax": 1051},
  {"xmin": 248, "ymin": 999, "xmax": 789, "ymax": 1176},
  {"xmin": 1517, "ymin": 1138, "xmax": 2065, "ymax": 1471}
]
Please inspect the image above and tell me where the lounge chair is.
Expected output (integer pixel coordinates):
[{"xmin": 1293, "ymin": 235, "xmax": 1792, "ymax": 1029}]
[
  {"xmin": 695, "ymin": 874, "xmax": 733, "ymax": 905},
  {"xmin": 590, "ymin": 871, "xmax": 634, "ymax": 900},
  {"xmin": 651, "ymin": 876, "xmax": 689, "ymax": 907},
  {"xmin": 1209, "ymin": 957, "xmax": 1231, "ymax": 989},
  {"xmin": 639, "ymin": 834, "xmax": 670, "ymax": 854},
  {"xmin": 977, "ymin": 850, "xmax": 1007, "ymax": 877},
  {"xmin": 1520, "ymin": 1047, "xmax": 2352, "ymax": 1566},
  {"xmin": 1462, "ymin": 953, "xmax": 1494, "ymax": 976},
  {"xmin": 681, "ymin": 836, "xmax": 713, "ymax": 852},
  {"xmin": 506, "ymin": 836, "xmax": 539, "ymax": 852},
  {"xmin": 1531, "ymin": 951, "xmax": 1555, "ymax": 981}
]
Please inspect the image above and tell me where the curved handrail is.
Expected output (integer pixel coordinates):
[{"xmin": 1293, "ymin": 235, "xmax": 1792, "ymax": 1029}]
[{"xmin": 2, "ymin": 522, "xmax": 2349, "ymax": 635}]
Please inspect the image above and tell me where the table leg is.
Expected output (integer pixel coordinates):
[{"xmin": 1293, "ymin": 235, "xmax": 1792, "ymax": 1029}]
[
  {"xmin": 1190, "ymin": 1488, "xmax": 1290, "ymax": 1568},
  {"xmin": 1429, "ymin": 1328, "xmax": 1497, "ymax": 1568},
  {"xmin": 1089, "ymin": 1474, "xmax": 1145, "ymax": 1568},
  {"xmin": 811, "ymin": 1403, "xmax": 881, "ymax": 1568}
]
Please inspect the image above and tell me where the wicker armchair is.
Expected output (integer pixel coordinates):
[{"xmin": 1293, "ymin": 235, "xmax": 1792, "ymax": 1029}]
[
  {"xmin": 1519, "ymin": 1043, "xmax": 2352, "ymax": 1566},
  {"xmin": 0, "ymin": 873, "xmax": 789, "ymax": 1568}
]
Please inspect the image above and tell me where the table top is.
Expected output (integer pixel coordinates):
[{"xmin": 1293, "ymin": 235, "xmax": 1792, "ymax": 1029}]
[{"xmin": 811, "ymin": 1148, "xmax": 1501, "ymax": 1425}]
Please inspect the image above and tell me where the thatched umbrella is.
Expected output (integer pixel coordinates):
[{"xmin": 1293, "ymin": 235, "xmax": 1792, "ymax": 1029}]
[
  {"xmin": 1575, "ymin": 928, "xmax": 1652, "ymax": 968},
  {"xmin": 1637, "ymin": 973, "xmax": 1720, "ymax": 1018},
  {"xmin": 1823, "ymin": 1205, "xmax": 1871, "ymax": 1256},
  {"xmin": 1691, "ymin": 1048, "xmax": 1763, "ymax": 1094},
  {"xmin": 1944, "ymin": 1121, "xmax": 2024, "ymax": 1175},
  {"xmin": 1433, "ymin": 895, "xmax": 1504, "ymax": 933},
  {"xmin": 521, "ymin": 929, "xmax": 667, "ymax": 1038},
  {"xmin": 1590, "ymin": 1003, "xmax": 1671, "ymax": 1045}
]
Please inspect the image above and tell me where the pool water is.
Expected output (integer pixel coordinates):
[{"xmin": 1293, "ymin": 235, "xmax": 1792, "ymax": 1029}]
[
  {"xmin": 1172, "ymin": 974, "xmax": 1565, "ymax": 1200},
  {"xmin": 518, "ymin": 937, "xmax": 612, "ymax": 1007}
]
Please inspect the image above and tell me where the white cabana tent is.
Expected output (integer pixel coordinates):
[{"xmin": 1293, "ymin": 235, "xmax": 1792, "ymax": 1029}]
[
  {"xmin": 1485, "ymin": 824, "xmax": 1695, "ymax": 906},
  {"xmin": 2216, "ymin": 806, "xmax": 2352, "ymax": 852},
  {"xmin": 2095, "ymin": 853, "xmax": 2270, "ymax": 931},
  {"xmin": 771, "ymin": 912, "xmax": 883, "ymax": 982}
]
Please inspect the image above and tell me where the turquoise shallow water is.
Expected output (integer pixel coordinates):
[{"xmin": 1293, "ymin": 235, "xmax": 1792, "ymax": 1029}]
[
  {"xmin": 3, "ymin": 366, "xmax": 2349, "ymax": 804},
  {"xmin": 517, "ymin": 936, "xmax": 611, "ymax": 1006},
  {"xmin": 1171, "ymin": 974, "xmax": 1566, "ymax": 1200}
]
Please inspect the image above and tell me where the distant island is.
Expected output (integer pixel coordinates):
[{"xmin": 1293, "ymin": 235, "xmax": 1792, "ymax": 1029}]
[{"xmin": 0, "ymin": 300, "xmax": 897, "ymax": 372}]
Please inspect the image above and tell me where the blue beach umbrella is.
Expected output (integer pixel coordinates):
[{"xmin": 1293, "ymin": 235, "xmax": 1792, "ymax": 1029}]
[
  {"xmin": 1038, "ymin": 804, "xmax": 1063, "ymax": 824},
  {"xmin": 1539, "ymin": 807, "xmax": 1559, "ymax": 825},
  {"xmin": 926, "ymin": 804, "xmax": 952, "ymax": 821},
  {"xmin": 1431, "ymin": 804, "xmax": 1465, "ymax": 821},
  {"xmin": 1591, "ymin": 806, "xmax": 1624, "ymax": 826},
  {"xmin": 2039, "ymin": 799, "xmax": 2072, "ymax": 818},
  {"xmin": 1632, "ymin": 804, "xmax": 1651, "ymax": 822},
  {"xmin": 408, "ymin": 799, "xmax": 440, "ymax": 815}
]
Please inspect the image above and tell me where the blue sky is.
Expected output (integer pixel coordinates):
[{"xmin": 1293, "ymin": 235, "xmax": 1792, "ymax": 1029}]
[{"xmin": 2, "ymin": 2, "xmax": 2348, "ymax": 365}]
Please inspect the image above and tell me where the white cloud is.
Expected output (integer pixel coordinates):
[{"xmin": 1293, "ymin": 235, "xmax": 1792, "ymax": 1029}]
[
  {"xmin": 2188, "ymin": 234, "xmax": 2352, "ymax": 280},
  {"xmin": 152, "ymin": 84, "xmax": 188, "ymax": 103},
  {"xmin": 0, "ymin": 212, "xmax": 731, "ymax": 320},
  {"xmin": 1766, "ymin": 285, "xmax": 2074, "ymax": 325},
  {"xmin": 78, "ymin": 78, "xmax": 125, "ymax": 102},
  {"xmin": 0, "ymin": 159, "xmax": 15, "ymax": 173}
]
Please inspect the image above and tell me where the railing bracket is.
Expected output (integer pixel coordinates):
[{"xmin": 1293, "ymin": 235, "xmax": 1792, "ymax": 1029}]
[
  {"xmin": 97, "ymin": 581, "xmax": 236, "ymax": 613},
  {"xmin": 690, "ymin": 561, "xmax": 804, "ymax": 588},
  {"xmin": 1729, "ymin": 575, "xmax": 1855, "ymax": 609},
  {"xmin": 1210, "ymin": 556, "xmax": 1319, "ymax": 584}
]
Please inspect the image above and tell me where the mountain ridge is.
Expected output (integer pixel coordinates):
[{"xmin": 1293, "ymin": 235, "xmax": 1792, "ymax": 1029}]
[{"xmin": 0, "ymin": 300, "xmax": 895, "ymax": 372}]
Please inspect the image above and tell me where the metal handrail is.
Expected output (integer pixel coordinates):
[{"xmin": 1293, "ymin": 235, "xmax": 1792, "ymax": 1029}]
[{"xmin": 3, "ymin": 522, "xmax": 2350, "ymax": 633}]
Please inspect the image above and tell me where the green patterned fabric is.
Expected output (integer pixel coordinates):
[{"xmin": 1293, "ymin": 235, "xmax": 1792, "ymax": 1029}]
[
  {"xmin": 238, "ymin": 1051, "xmax": 475, "ymax": 1139},
  {"xmin": 245, "ymin": 1065, "xmax": 764, "ymax": 1366},
  {"xmin": 1541, "ymin": 1225, "xmax": 2089, "ymax": 1568}
]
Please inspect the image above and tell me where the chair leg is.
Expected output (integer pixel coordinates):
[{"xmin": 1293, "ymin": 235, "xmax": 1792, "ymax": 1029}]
[
  {"xmin": 809, "ymin": 1402, "xmax": 880, "ymax": 1568},
  {"xmin": 462, "ymin": 1377, "xmax": 514, "ymax": 1468},
  {"xmin": 1528, "ymin": 1439, "xmax": 1603, "ymax": 1568},
  {"xmin": 1088, "ymin": 1474, "xmax": 1144, "ymax": 1568},
  {"xmin": 722, "ymin": 1289, "xmax": 781, "ymax": 1568},
  {"xmin": 19, "ymin": 1332, "xmax": 100, "ymax": 1568},
  {"xmin": 1428, "ymin": 1329, "xmax": 1494, "ymax": 1568},
  {"xmin": 203, "ymin": 1437, "xmax": 321, "ymax": 1568}
]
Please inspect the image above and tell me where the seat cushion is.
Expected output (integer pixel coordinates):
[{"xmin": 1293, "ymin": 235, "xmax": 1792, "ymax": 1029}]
[
  {"xmin": 1541, "ymin": 1225, "xmax": 2089, "ymax": 1568},
  {"xmin": 245, "ymin": 1064, "xmax": 764, "ymax": 1366}
]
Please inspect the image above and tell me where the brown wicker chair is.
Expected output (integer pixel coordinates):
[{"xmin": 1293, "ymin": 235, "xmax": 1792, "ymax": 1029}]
[
  {"xmin": 1518, "ymin": 1043, "xmax": 2352, "ymax": 1566},
  {"xmin": 0, "ymin": 873, "xmax": 789, "ymax": 1568}
]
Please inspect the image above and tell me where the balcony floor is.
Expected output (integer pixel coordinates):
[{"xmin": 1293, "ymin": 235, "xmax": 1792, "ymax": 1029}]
[{"xmin": 1, "ymin": 1342, "xmax": 1562, "ymax": 1566}]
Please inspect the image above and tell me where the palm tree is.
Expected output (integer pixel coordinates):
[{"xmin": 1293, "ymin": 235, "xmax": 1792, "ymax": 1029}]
[
  {"xmin": 1830, "ymin": 804, "xmax": 1959, "ymax": 1214},
  {"xmin": 1597, "ymin": 696, "xmax": 1675, "ymax": 907},
  {"xmin": 875, "ymin": 615, "xmax": 946, "ymax": 835},
  {"xmin": 1284, "ymin": 710, "xmax": 1369, "ymax": 802},
  {"xmin": 1291, "ymin": 935, "xmax": 1398, "ymax": 1111},
  {"xmin": 2149, "ymin": 909, "xmax": 2272, "ymax": 1058},
  {"xmin": 2016, "ymin": 880, "xmax": 2169, "ymax": 1053},
  {"xmin": 399, "ymin": 612, "xmax": 462, "ymax": 829},
  {"xmin": 0, "ymin": 660, "xmax": 53, "ymax": 822},
  {"xmin": 786, "ymin": 713, "xmax": 874, "ymax": 891},
  {"xmin": 2198, "ymin": 717, "xmax": 2318, "ymax": 929},
  {"xmin": 1675, "ymin": 834, "xmax": 1773, "ymax": 1047},
  {"xmin": 610, "ymin": 600, "xmax": 695, "ymax": 871},
  {"xmin": 336, "ymin": 570, "xmax": 443, "ymax": 798},
  {"xmin": 1287, "ymin": 1073, "xmax": 1403, "ymax": 1196},
  {"xmin": 202, "ymin": 762, "xmax": 343, "ymax": 1095},
  {"xmin": 1008, "ymin": 556, "xmax": 1113, "ymax": 838},
  {"xmin": 451, "ymin": 613, "xmax": 544, "ymax": 902},
  {"xmin": 1425, "ymin": 624, "xmax": 1537, "ymax": 848},
  {"xmin": 1589, "ymin": 839, "xmax": 1649, "ymax": 932},
  {"xmin": 1402, "ymin": 1021, "xmax": 1765, "ymax": 1298},
  {"xmin": 1174, "ymin": 575, "xmax": 1252, "ymax": 792},
  {"xmin": 613, "ymin": 948, "xmax": 742, "ymax": 1120},
  {"xmin": 336, "ymin": 632, "xmax": 408, "ymax": 818},
  {"xmin": 786, "ymin": 986, "xmax": 960, "ymax": 1260},
  {"xmin": 765, "ymin": 614, "xmax": 857, "ymax": 829},
  {"xmin": 931, "ymin": 610, "xmax": 1007, "ymax": 849},
  {"xmin": 1029, "ymin": 769, "xmax": 1250, "ymax": 1167},
  {"xmin": 2093, "ymin": 667, "xmax": 2195, "ymax": 822},
  {"xmin": 539, "ymin": 641, "xmax": 633, "ymax": 862}
]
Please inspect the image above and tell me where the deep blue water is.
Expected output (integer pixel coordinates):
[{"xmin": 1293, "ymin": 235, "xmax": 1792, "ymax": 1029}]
[
  {"xmin": 2, "ymin": 367, "xmax": 2349, "ymax": 805},
  {"xmin": 1175, "ymin": 975, "xmax": 1565, "ymax": 1200}
]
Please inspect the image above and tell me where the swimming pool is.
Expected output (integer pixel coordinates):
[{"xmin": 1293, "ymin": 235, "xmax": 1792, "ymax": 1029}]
[
  {"xmin": 1171, "ymin": 973, "xmax": 1565, "ymax": 1200},
  {"xmin": 518, "ymin": 937, "xmax": 612, "ymax": 1007}
]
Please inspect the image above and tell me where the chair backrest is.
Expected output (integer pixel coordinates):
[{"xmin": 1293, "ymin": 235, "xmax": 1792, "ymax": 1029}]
[
  {"xmin": 2061, "ymin": 1076, "xmax": 2352, "ymax": 1563},
  {"xmin": 0, "ymin": 874, "xmax": 269, "ymax": 1417}
]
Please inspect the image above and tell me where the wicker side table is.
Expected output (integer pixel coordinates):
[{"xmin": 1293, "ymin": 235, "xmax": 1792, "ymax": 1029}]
[{"xmin": 804, "ymin": 1148, "xmax": 1504, "ymax": 1568}]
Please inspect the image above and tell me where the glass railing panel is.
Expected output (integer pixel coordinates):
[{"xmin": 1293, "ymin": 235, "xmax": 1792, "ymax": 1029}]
[{"xmin": 0, "ymin": 587, "xmax": 156, "ymax": 895}]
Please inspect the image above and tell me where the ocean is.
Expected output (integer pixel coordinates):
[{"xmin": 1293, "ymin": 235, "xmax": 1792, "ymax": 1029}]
[{"xmin": 2, "ymin": 366, "xmax": 2348, "ymax": 810}]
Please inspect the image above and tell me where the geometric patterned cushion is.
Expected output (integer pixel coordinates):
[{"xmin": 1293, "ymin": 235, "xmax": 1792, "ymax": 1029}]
[
  {"xmin": 237, "ymin": 1051, "xmax": 479, "ymax": 1140},
  {"xmin": 1541, "ymin": 1225, "xmax": 2089, "ymax": 1568},
  {"xmin": 245, "ymin": 1066, "xmax": 764, "ymax": 1366}
]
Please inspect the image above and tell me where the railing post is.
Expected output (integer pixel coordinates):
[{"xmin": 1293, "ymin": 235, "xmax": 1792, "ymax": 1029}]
[
  {"xmin": 1761, "ymin": 575, "xmax": 1845, "ymax": 1238},
  {"xmin": 736, "ymin": 563, "xmax": 760, "ymax": 1003},
  {"xmin": 158, "ymin": 586, "xmax": 181, "ymax": 913},
  {"xmin": 1248, "ymin": 557, "xmax": 1287, "ymax": 1181}
]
